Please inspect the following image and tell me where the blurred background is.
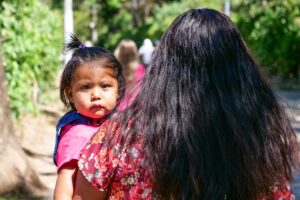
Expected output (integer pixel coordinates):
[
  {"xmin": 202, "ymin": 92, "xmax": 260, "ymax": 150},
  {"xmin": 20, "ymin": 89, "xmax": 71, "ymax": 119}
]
[{"xmin": 0, "ymin": 0, "xmax": 299, "ymax": 199}]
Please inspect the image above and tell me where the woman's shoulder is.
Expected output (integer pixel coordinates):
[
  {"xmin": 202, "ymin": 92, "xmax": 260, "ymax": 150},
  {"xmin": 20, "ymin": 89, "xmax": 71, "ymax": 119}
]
[{"xmin": 89, "ymin": 117, "xmax": 133, "ymax": 144}]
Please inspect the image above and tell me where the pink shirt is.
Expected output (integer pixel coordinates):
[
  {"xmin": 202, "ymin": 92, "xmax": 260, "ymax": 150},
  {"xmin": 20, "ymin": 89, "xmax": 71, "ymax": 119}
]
[
  {"xmin": 118, "ymin": 64, "xmax": 146, "ymax": 111},
  {"xmin": 55, "ymin": 123, "xmax": 99, "ymax": 171},
  {"xmin": 135, "ymin": 64, "xmax": 146, "ymax": 83}
]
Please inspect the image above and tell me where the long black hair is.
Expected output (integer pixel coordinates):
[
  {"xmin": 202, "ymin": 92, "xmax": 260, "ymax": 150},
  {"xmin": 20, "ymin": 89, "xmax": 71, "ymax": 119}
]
[
  {"xmin": 60, "ymin": 34, "xmax": 125, "ymax": 110},
  {"xmin": 109, "ymin": 8, "xmax": 298, "ymax": 199}
]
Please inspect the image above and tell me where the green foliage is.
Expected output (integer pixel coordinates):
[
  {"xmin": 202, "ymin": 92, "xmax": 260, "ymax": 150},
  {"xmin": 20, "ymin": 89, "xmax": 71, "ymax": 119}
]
[
  {"xmin": 0, "ymin": 0, "xmax": 63, "ymax": 117},
  {"xmin": 96, "ymin": 7, "xmax": 139, "ymax": 49},
  {"xmin": 74, "ymin": 3, "xmax": 92, "ymax": 42},
  {"xmin": 72, "ymin": 0, "xmax": 129, "ymax": 49},
  {"xmin": 93, "ymin": 0, "xmax": 148, "ymax": 49},
  {"xmin": 234, "ymin": 0, "xmax": 300, "ymax": 78},
  {"xmin": 146, "ymin": 0, "xmax": 222, "ymax": 40},
  {"xmin": 146, "ymin": 1, "xmax": 191, "ymax": 40},
  {"xmin": 73, "ymin": 0, "xmax": 223, "ymax": 50}
]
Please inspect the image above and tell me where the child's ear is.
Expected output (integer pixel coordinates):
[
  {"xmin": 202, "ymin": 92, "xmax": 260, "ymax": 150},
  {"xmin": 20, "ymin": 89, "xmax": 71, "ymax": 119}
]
[{"xmin": 65, "ymin": 87, "xmax": 73, "ymax": 103}]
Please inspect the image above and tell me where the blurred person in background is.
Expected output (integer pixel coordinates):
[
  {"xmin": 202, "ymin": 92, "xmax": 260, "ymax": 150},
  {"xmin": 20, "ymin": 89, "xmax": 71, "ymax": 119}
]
[
  {"xmin": 114, "ymin": 39, "xmax": 145, "ymax": 110},
  {"xmin": 138, "ymin": 38, "xmax": 155, "ymax": 68}
]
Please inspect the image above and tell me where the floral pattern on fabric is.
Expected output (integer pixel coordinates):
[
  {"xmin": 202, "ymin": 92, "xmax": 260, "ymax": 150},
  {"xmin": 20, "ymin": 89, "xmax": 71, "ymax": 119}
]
[
  {"xmin": 272, "ymin": 178, "xmax": 295, "ymax": 200},
  {"xmin": 78, "ymin": 120, "xmax": 154, "ymax": 200},
  {"xmin": 78, "ymin": 120, "xmax": 295, "ymax": 200}
]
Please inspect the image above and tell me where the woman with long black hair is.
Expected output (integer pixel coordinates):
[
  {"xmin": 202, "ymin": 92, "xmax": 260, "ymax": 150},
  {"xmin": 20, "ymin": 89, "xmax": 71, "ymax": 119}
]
[{"xmin": 73, "ymin": 8, "xmax": 298, "ymax": 200}]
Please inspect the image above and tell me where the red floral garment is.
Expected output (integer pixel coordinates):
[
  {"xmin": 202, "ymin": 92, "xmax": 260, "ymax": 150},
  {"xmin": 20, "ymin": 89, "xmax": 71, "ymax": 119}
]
[
  {"xmin": 78, "ymin": 120, "xmax": 295, "ymax": 200},
  {"xmin": 272, "ymin": 180, "xmax": 295, "ymax": 200},
  {"xmin": 78, "ymin": 120, "xmax": 154, "ymax": 200}
]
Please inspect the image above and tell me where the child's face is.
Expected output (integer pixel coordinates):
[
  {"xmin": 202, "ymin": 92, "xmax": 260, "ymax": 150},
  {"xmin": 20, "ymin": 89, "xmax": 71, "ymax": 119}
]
[{"xmin": 67, "ymin": 60, "xmax": 119, "ymax": 119}]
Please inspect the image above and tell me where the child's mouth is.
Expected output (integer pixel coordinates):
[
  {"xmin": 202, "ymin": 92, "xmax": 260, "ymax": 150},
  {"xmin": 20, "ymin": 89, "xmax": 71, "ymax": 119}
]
[{"xmin": 90, "ymin": 104, "xmax": 103, "ymax": 110}]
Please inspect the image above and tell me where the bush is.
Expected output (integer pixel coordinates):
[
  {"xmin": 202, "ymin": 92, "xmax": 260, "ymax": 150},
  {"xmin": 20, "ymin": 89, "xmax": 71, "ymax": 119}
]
[
  {"xmin": 146, "ymin": 0, "xmax": 222, "ymax": 40},
  {"xmin": 0, "ymin": 0, "xmax": 63, "ymax": 117},
  {"xmin": 234, "ymin": 0, "xmax": 300, "ymax": 78}
]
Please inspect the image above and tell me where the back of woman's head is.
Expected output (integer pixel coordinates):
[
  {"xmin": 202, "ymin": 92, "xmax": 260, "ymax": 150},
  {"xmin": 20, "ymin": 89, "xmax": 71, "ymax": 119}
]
[
  {"xmin": 60, "ymin": 35, "xmax": 125, "ymax": 110},
  {"xmin": 114, "ymin": 39, "xmax": 139, "ymax": 84},
  {"xmin": 117, "ymin": 8, "xmax": 298, "ymax": 199},
  {"xmin": 114, "ymin": 39, "xmax": 138, "ymax": 66}
]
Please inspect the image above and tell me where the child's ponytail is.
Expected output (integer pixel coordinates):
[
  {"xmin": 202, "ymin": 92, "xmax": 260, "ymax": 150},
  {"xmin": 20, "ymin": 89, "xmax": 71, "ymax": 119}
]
[{"xmin": 64, "ymin": 34, "xmax": 85, "ymax": 54}]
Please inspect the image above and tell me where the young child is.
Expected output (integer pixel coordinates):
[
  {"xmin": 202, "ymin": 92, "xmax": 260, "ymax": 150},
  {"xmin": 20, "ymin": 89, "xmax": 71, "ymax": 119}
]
[{"xmin": 53, "ymin": 35, "xmax": 125, "ymax": 199}]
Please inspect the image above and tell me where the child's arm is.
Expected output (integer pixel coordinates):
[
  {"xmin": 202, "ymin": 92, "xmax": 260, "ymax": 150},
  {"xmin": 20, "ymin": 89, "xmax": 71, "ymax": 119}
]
[
  {"xmin": 54, "ymin": 124, "xmax": 98, "ymax": 199},
  {"xmin": 73, "ymin": 170, "xmax": 107, "ymax": 200},
  {"xmin": 54, "ymin": 160, "xmax": 77, "ymax": 200}
]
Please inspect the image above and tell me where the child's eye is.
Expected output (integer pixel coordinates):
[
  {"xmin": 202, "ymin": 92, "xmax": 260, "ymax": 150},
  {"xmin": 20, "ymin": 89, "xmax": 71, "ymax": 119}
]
[
  {"xmin": 101, "ymin": 84, "xmax": 111, "ymax": 89},
  {"xmin": 80, "ymin": 85, "xmax": 90, "ymax": 90}
]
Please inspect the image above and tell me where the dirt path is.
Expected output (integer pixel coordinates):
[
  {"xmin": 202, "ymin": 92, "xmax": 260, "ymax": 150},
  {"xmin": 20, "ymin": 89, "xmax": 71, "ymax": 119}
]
[
  {"xmin": 278, "ymin": 90, "xmax": 300, "ymax": 198},
  {"xmin": 15, "ymin": 101, "xmax": 64, "ymax": 199}
]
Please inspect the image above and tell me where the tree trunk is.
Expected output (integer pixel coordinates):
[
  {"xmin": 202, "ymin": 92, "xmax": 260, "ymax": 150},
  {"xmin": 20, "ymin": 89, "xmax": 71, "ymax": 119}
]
[
  {"xmin": 64, "ymin": 0, "xmax": 74, "ymax": 65},
  {"xmin": 0, "ymin": 45, "xmax": 47, "ymax": 196},
  {"xmin": 91, "ymin": 3, "xmax": 98, "ymax": 44}
]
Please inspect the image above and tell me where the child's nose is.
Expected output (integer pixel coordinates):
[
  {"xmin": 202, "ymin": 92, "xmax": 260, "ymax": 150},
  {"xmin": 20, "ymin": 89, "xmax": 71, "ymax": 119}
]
[{"xmin": 91, "ymin": 88, "xmax": 101, "ymax": 100}]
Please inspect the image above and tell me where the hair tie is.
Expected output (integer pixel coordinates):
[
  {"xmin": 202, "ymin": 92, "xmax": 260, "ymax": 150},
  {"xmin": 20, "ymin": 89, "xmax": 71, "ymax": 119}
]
[{"xmin": 79, "ymin": 44, "xmax": 86, "ymax": 49}]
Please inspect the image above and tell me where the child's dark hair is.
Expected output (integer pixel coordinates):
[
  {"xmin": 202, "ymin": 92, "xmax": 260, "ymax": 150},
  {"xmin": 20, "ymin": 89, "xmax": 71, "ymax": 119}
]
[{"xmin": 60, "ymin": 34, "xmax": 125, "ymax": 110}]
